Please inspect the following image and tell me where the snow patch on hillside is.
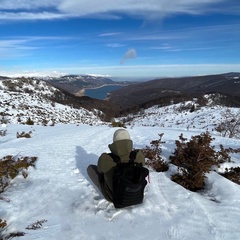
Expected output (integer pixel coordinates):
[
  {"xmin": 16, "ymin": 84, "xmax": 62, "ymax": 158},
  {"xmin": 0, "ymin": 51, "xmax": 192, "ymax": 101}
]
[
  {"xmin": 119, "ymin": 100, "xmax": 239, "ymax": 132},
  {"xmin": 0, "ymin": 78, "xmax": 104, "ymax": 125},
  {"xmin": 0, "ymin": 71, "xmax": 66, "ymax": 78},
  {"xmin": 0, "ymin": 90, "xmax": 102, "ymax": 125}
]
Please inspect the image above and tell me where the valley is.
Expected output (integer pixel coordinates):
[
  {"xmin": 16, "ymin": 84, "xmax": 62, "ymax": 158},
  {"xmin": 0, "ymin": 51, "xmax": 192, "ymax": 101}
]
[{"xmin": 1, "ymin": 72, "xmax": 240, "ymax": 123}]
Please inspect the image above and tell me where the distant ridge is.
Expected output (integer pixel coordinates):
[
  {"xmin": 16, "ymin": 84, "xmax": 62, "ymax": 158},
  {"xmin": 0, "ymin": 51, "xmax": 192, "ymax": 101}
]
[
  {"xmin": 1, "ymin": 72, "xmax": 240, "ymax": 118},
  {"xmin": 108, "ymin": 72, "xmax": 240, "ymax": 111},
  {"xmin": 0, "ymin": 74, "xmax": 129, "ymax": 95}
]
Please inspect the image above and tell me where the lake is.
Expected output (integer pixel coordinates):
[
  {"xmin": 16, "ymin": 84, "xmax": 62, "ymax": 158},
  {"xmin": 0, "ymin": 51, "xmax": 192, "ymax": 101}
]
[{"xmin": 84, "ymin": 85, "xmax": 123, "ymax": 100}]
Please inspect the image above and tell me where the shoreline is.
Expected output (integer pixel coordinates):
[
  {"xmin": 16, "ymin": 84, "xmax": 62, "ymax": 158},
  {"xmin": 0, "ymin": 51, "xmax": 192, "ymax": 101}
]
[
  {"xmin": 75, "ymin": 89, "xmax": 86, "ymax": 97},
  {"xmin": 74, "ymin": 83, "xmax": 126, "ymax": 97}
]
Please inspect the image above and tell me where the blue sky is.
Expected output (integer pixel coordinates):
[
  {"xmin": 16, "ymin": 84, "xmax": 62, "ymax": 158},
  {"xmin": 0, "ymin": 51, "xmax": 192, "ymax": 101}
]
[{"xmin": 0, "ymin": 0, "xmax": 240, "ymax": 80}]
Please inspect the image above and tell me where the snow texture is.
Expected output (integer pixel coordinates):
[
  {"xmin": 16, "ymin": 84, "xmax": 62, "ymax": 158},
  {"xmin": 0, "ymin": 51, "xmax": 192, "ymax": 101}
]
[
  {"xmin": 0, "ymin": 81, "xmax": 240, "ymax": 240},
  {"xmin": 1, "ymin": 122, "xmax": 240, "ymax": 240}
]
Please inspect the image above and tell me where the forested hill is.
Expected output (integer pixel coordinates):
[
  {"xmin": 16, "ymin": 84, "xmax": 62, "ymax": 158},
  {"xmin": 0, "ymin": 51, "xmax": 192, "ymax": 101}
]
[{"xmin": 108, "ymin": 72, "xmax": 240, "ymax": 111}]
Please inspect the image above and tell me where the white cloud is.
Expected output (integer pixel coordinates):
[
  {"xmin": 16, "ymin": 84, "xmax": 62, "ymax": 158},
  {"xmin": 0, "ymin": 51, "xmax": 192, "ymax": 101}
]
[
  {"xmin": 57, "ymin": 0, "xmax": 225, "ymax": 17},
  {"xmin": 0, "ymin": 11, "xmax": 66, "ymax": 20},
  {"xmin": 0, "ymin": 36, "xmax": 74, "ymax": 60},
  {"xmin": 120, "ymin": 48, "xmax": 137, "ymax": 64},
  {"xmin": 0, "ymin": 0, "xmax": 60, "ymax": 10},
  {"xmin": 0, "ymin": 36, "xmax": 69, "ymax": 50},
  {"xmin": 99, "ymin": 32, "xmax": 122, "ymax": 37},
  {"xmin": 0, "ymin": 0, "xmax": 237, "ymax": 21}
]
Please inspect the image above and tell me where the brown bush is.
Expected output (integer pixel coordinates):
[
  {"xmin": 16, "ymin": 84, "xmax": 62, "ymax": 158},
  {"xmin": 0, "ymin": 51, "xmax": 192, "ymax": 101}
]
[
  {"xmin": 0, "ymin": 219, "xmax": 7, "ymax": 229},
  {"xmin": 220, "ymin": 167, "xmax": 240, "ymax": 185},
  {"xmin": 170, "ymin": 132, "xmax": 232, "ymax": 191},
  {"xmin": 0, "ymin": 155, "xmax": 37, "ymax": 240},
  {"xmin": 16, "ymin": 131, "xmax": 32, "ymax": 138},
  {"xmin": 111, "ymin": 120, "xmax": 126, "ymax": 128},
  {"xmin": 142, "ymin": 133, "xmax": 169, "ymax": 172},
  {"xmin": 26, "ymin": 117, "xmax": 34, "ymax": 125},
  {"xmin": 0, "ymin": 155, "xmax": 37, "ymax": 193}
]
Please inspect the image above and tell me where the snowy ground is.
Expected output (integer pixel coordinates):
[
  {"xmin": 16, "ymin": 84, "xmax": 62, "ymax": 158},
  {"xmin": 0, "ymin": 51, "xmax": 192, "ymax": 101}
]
[{"xmin": 1, "ymin": 123, "xmax": 240, "ymax": 240}]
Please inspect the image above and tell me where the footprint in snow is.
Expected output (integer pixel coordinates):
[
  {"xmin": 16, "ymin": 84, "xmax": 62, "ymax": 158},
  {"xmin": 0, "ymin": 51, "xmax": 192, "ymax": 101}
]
[{"xmin": 94, "ymin": 197, "xmax": 124, "ymax": 221}]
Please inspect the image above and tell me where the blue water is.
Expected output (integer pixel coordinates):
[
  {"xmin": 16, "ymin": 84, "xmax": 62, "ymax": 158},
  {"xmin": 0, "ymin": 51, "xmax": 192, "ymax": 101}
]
[{"xmin": 85, "ymin": 85, "xmax": 123, "ymax": 100}]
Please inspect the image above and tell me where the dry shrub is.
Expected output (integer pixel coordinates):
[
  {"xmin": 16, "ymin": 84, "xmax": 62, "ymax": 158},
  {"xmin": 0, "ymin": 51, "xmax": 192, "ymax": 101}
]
[
  {"xmin": 0, "ymin": 231, "xmax": 25, "ymax": 240},
  {"xmin": 0, "ymin": 155, "xmax": 37, "ymax": 240},
  {"xmin": 26, "ymin": 117, "xmax": 34, "ymax": 125},
  {"xmin": 16, "ymin": 131, "xmax": 32, "ymax": 138},
  {"xmin": 170, "ymin": 131, "xmax": 232, "ymax": 191},
  {"xmin": 0, "ymin": 219, "xmax": 7, "ymax": 229},
  {"xmin": 0, "ymin": 155, "xmax": 37, "ymax": 193},
  {"xmin": 111, "ymin": 120, "xmax": 126, "ymax": 128},
  {"xmin": 0, "ymin": 130, "xmax": 7, "ymax": 137},
  {"xmin": 26, "ymin": 219, "xmax": 48, "ymax": 230},
  {"xmin": 220, "ymin": 167, "xmax": 240, "ymax": 185},
  {"xmin": 0, "ymin": 219, "xmax": 7, "ymax": 240},
  {"xmin": 142, "ymin": 133, "xmax": 169, "ymax": 172}
]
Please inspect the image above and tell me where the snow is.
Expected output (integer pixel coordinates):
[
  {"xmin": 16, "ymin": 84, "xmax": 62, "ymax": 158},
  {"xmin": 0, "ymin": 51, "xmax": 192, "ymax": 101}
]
[
  {"xmin": 1, "ymin": 80, "xmax": 240, "ymax": 239},
  {"xmin": 1, "ymin": 121, "xmax": 240, "ymax": 240},
  {"xmin": 119, "ymin": 102, "xmax": 235, "ymax": 131},
  {"xmin": 0, "ymin": 81, "xmax": 104, "ymax": 125}
]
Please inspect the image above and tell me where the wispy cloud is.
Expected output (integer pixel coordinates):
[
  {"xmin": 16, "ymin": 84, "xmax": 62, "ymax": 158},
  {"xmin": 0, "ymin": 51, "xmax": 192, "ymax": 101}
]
[
  {"xmin": 0, "ymin": 0, "xmax": 59, "ymax": 10},
  {"xmin": 99, "ymin": 32, "xmax": 122, "ymax": 37},
  {"xmin": 121, "ymin": 23, "xmax": 240, "ymax": 46},
  {"xmin": 149, "ymin": 43, "xmax": 173, "ymax": 50},
  {"xmin": 0, "ymin": 11, "xmax": 67, "ymax": 21},
  {"xmin": 0, "ymin": 38, "xmax": 36, "ymax": 59},
  {"xmin": 0, "ymin": 0, "xmax": 238, "ymax": 21},
  {"xmin": 106, "ymin": 43, "xmax": 126, "ymax": 48},
  {"xmin": 0, "ymin": 36, "xmax": 76, "ymax": 60},
  {"xmin": 0, "ymin": 36, "xmax": 73, "ymax": 49},
  {"xmin": 149, "ymin": 43, "xmax": 222, "ymax": 52},
  {"xmin": 57, "ymin": 0, "xmax": 237, "ymax": 18}
]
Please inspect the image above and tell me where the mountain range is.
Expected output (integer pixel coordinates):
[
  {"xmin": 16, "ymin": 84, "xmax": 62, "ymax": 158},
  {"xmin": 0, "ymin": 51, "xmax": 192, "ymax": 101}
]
[
  {"xmin": 107, "ymin": 72, "xmax": 240, "ymax": 112},
  {"xmin": 1, "ymin": 72, "xmax": 240, "ymax": 122},
  {"xmin": 1, "ymin": 73, "xmax": 240, "ymax": 240}
]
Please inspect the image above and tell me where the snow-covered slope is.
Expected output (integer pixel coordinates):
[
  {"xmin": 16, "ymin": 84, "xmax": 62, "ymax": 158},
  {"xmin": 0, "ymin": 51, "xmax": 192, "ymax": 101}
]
[
  {"xmin": 0, "ymin": 78, "xmax": 103, "ymax": 125},
  {"xmin": 1, "ymin": 124, "xmax": 240, "ymax": 240},
  {"xmin": 1, "ymin": 81, "xmax": 240, "ymax": 240},
  {"xmin": 119, "ymin": 99, "xmax": 239, "ymax": 132}
]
